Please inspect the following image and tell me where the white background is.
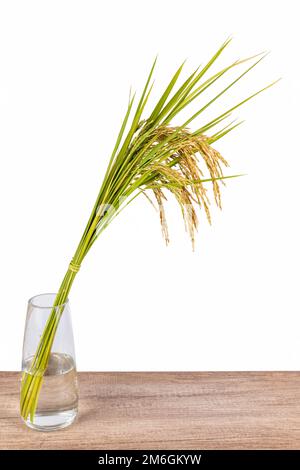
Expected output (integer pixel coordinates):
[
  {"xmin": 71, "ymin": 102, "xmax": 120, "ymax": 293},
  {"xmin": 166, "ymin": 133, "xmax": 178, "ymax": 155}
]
[{"xmin": 0, "ymin": 0, "xmax": 299, "ymax": 371}]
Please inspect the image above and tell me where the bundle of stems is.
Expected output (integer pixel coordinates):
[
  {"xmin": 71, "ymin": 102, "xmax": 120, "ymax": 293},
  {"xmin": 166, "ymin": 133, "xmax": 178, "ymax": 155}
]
[{"xmin": 20, "ymin": 39, "xmax": 275, "ymax": 422}]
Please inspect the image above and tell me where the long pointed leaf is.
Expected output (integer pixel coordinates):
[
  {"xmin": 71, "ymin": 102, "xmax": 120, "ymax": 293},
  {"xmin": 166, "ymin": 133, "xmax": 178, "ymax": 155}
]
[
  {"xmin": 161, "ymin": 38, "xmax": 233, "ymax": 123},
  {"xmin": 149, "ymin": 61, "xmax": 185, "ymax": 121},
  {"xmin": 196, "ymin": 79, "xmax": 279, "ymax": 135},
  {"xmin": 183, "ymin": 54, "xmax": 268, "ymax": 127}
]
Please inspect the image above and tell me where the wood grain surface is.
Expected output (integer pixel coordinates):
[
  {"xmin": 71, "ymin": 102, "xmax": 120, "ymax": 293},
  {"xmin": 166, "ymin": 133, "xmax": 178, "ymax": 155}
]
[{"xmin": 0, "ymin": 372, "xmax": 299, "ymax": 450}]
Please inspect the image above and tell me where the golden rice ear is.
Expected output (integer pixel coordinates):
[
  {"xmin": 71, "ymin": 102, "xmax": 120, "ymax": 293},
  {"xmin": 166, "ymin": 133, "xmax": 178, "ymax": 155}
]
[
  {"xmin": 143, "ymin": 125, "xmax": 229, "ymax": 246},
  {"xmin": 153, "ymin": 188, "xmax": 169, "ymax": 245}
]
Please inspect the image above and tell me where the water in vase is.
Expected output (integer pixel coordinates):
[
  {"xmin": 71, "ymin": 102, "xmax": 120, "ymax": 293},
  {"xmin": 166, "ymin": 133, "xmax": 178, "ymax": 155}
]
[{"xmin": 22, "ymin": 352, "xmax": 78, "ymax": 431}]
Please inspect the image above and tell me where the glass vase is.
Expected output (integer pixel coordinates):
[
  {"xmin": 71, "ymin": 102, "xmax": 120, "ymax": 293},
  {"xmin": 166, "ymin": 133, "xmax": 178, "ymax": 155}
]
[{"xmin": 21, "ymin": 293, "xmax": 78, "ymax": 431}]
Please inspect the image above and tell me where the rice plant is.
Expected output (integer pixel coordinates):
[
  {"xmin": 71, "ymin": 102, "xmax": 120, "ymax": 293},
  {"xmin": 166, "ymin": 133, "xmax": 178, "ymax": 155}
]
[{"xmin": 20, "ymin": 39, "xmax": 276, "ymax": 422}]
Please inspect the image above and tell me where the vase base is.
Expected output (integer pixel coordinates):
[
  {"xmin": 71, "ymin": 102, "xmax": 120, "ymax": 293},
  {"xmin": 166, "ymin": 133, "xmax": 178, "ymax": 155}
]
[{"xmin": 22, "ymin": 408, "xmax": 78, "ymax": 432}]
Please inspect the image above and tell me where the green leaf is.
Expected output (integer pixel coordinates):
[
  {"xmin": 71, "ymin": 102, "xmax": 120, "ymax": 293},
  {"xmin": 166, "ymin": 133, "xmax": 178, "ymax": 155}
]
[
  {"xmin": 208, "ymin": 121, "xmax": 244, "ymax": 143},
  {"xmin": 183, "ymin": 54, "xmax": 268, "ymax": 127},
  {"xmin": 161, "ymin": 38, "xmax": 233, "ymax": 123},
  {"xmin": 164, "ymin": 53, "xmax": 264, "ymax": 122},
  {"xmin": 149, "ymin": 60, "xmax": 185, "ymax": 122},
  {"xmin": 197, "ymin": 79, "xmax": 279, "ymax": 135}
]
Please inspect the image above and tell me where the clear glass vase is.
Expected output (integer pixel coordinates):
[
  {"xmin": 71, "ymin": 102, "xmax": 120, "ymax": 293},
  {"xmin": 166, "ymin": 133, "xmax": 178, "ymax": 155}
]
[{"xmin": 21, "ymin": 293, "xmax": 78, "ymax": 431}]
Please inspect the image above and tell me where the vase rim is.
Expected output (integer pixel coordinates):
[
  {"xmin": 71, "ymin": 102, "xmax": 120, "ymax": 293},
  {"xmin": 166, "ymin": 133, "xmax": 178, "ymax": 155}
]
[{"xmin": 28, "ymin": 293, "xmax": 69, "ymax": 309}]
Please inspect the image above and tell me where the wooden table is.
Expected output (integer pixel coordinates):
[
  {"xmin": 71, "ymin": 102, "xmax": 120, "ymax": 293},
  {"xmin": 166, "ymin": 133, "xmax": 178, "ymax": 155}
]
[{"xmin": 0, "ymin": 372, "xmax": 299, "ymax": 450}]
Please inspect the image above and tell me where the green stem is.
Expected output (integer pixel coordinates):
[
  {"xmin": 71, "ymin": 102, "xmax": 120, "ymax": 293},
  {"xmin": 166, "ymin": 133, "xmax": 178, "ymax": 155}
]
[
  {"xmin": 20, "ymin": 188, "xmax": 111, "ymax": 422},
  {"xmin": 20, "ymin": 268, "xmax": 76, "ymax": 421}
]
